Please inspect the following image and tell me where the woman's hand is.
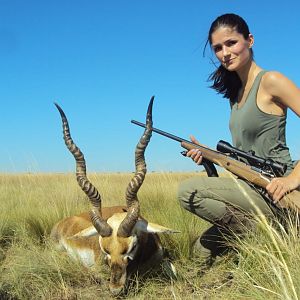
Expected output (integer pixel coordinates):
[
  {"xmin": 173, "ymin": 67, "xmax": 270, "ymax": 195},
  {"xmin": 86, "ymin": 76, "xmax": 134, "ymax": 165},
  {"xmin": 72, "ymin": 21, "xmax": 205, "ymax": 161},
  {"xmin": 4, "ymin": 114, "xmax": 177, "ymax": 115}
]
[
  {"xmin": 186, "ymin": 135, "xmax": 203, "ymax": 165},
  {"xmin": 266, "ymin": 175, "xmax": 300, "ymax": 203}
]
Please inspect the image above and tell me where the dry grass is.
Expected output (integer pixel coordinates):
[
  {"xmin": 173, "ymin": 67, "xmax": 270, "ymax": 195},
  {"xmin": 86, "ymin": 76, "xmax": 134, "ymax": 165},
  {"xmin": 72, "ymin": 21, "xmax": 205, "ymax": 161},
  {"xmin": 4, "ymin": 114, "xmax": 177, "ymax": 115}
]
[{"xmin": 0, "ymin": 172, "xmax": 299, "ymax": 299}]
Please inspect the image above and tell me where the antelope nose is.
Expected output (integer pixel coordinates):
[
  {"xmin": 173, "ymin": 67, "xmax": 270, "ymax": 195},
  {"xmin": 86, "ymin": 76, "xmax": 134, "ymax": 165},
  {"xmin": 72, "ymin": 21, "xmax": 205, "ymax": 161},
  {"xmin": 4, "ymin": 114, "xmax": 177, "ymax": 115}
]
[{"xmin": 110, "ymin": 285, "xmax": 124, "ymax": 296}]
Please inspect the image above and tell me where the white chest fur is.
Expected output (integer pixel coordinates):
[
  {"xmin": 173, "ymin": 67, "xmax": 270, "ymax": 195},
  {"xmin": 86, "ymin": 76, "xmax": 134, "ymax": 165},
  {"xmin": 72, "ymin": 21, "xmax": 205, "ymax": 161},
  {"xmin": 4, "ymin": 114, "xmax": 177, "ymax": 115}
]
[{"xmin": 61, "ymin": 238, "xmax": 96, "ymax": 267}]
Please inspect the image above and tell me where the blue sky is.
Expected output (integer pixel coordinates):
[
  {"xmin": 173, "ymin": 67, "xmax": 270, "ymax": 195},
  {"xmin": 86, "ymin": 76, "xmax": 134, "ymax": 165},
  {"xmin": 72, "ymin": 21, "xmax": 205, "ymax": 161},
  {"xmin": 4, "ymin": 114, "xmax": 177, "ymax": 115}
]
[{"xmin": 0, "ymin": 0, "xmax": 299, "ymax": 173}]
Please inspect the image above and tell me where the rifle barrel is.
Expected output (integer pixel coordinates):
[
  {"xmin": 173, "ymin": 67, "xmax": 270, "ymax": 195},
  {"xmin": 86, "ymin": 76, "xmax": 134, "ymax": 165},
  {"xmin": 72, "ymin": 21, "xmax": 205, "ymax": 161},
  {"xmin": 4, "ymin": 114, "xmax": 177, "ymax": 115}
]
[
  {"xmin": 131, "ymin": 120, "xmax": 220, "ymax": 156},
  {"xmin": 131, "ymin": 120, "xmax": 190, "ymax": 144}
]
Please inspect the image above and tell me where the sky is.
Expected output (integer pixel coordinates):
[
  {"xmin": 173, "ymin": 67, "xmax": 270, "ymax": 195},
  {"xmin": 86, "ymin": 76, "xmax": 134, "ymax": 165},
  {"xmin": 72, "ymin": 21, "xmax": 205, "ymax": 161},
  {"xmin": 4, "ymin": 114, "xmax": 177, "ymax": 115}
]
[{"xmin": 0, "ymin": 0, "xmax": 299, "ymax": 173}]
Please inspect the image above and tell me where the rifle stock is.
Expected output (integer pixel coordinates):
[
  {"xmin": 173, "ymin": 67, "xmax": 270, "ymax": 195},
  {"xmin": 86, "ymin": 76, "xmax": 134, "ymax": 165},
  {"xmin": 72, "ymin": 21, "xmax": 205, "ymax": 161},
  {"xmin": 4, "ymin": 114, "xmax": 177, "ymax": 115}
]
[
  {"xmin": 131, "ymin": 120, "xmax": 300, "ymax": 213},
  {"xmin": 180, "ymin": 141, "xmax": 271, "ymax": 187}
]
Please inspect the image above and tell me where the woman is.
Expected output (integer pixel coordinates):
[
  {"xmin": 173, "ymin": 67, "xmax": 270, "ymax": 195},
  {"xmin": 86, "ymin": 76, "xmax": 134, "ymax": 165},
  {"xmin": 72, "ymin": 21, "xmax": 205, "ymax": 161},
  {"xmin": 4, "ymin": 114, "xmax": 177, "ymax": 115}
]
[{"xmin": 178, "ymin": 13, "xmax": 300, "ymax": 267}]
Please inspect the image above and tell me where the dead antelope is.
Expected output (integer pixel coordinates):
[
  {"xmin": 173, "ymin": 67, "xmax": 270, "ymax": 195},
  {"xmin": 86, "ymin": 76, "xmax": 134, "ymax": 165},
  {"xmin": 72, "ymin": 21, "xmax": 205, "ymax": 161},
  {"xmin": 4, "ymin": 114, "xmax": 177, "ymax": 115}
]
[{"xmin": 51, "ymin": 98, "xmax": 177, "ymax": 296}]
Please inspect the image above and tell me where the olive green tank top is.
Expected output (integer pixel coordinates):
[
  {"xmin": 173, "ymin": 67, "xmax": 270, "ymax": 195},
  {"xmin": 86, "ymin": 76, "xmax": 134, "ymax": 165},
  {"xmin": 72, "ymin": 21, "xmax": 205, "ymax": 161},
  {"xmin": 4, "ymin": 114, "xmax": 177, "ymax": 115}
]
[{"xmin": 229, "ymin": 70, "xmax": 293, "ymax": 173}]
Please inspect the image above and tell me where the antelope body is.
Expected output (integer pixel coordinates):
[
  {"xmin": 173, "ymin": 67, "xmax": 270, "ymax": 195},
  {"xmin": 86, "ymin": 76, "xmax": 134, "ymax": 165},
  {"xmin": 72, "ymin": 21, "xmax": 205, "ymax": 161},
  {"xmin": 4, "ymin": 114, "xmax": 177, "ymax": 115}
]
[{"xmin": 50, "ymin": 98, "xmax": 177, "ymax": 296}]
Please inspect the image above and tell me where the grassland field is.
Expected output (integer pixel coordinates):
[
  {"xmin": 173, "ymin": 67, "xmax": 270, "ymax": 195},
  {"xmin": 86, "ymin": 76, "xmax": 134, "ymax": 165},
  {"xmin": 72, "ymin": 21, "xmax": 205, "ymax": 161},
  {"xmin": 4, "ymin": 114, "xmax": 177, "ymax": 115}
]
[{"xmin": 0, "ymin": 172, "xmax": 299, "ymax": 300}]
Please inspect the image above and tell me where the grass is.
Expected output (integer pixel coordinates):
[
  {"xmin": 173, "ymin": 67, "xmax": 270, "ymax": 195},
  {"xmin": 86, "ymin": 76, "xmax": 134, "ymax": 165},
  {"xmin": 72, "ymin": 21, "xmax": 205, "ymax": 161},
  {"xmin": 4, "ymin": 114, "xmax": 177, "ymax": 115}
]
[{"xmin": 0, "ymin": 172, "xmax": 299, "ymax": 299}]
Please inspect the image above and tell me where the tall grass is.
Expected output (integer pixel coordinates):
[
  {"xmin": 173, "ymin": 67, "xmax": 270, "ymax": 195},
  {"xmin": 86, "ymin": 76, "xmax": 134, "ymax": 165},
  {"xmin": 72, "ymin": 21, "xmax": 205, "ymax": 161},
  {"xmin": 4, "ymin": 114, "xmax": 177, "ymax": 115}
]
[
  {"xmin": 0, "ymin": 172, "xmax": 299, "ymax": 299},
  {"xmin": 227, "ymin": 211, "xmax": 300, "ymax": 300}
]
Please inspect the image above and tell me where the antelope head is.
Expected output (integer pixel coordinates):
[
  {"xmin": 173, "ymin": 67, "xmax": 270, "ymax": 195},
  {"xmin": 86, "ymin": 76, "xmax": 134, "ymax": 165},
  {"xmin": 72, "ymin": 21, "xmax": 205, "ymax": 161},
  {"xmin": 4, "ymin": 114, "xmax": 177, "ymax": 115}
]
[{"xmin": 55, "ymin": 97, "xmax": 176, "ymax": 296}]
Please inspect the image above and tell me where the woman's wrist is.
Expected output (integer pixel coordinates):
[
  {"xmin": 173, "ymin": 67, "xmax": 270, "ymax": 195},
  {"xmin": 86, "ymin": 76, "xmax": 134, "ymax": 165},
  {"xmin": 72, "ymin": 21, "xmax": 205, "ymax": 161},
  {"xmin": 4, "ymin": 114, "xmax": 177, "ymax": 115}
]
[{"xmin": 286, "ymin": 173, "xmax": 300, "ymax": 190}]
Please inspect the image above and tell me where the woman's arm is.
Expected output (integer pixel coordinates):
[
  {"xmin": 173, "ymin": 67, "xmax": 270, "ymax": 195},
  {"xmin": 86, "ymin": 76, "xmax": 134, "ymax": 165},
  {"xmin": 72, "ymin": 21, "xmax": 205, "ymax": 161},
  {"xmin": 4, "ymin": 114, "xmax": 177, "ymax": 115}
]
[
  {"xmin": 264, "ymin": 71, "xmax": 300, "ymax": 201},
  {"xmin": 266, "ymin": 162, "xmax": 300, "ymax": 203},
  {"xmin": 263, "ymin": 71, "xmax": 300, "ymax": 116}
]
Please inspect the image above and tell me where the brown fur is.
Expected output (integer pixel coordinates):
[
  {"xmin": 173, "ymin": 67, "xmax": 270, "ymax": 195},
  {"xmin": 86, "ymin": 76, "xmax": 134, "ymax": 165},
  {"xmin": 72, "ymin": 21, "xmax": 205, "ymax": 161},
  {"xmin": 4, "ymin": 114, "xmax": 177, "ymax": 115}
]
[{"xmin": 50, "ymin": 206, "xmax": 127, "ymax": 258}]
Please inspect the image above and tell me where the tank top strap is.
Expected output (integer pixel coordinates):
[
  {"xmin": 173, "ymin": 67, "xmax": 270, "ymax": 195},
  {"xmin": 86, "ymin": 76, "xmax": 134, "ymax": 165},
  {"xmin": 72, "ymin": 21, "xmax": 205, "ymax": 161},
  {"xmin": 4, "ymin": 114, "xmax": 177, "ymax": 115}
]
[
  {"xmin": 248, "ymin": 70, "xmax": 267, "ymax": 100},
  {"xmin": 231, "ymin": 70, "xmax": 267, "ymax": 106}
]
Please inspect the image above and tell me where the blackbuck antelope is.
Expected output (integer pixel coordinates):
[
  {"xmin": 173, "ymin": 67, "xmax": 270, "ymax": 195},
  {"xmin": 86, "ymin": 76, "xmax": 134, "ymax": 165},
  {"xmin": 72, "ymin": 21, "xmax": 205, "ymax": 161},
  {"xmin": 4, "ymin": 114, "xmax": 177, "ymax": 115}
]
[{"xmin": 51, "ymin": 98, "xmax": 178, "ymax": 296}]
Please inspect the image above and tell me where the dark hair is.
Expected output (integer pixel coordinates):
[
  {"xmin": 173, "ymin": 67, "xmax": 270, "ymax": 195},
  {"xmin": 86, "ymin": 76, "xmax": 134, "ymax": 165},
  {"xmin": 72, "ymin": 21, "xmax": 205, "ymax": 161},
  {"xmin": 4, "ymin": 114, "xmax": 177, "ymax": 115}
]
[{"xmin": 206, "ymin": 14, "xmax": 253, "ymax": 102}]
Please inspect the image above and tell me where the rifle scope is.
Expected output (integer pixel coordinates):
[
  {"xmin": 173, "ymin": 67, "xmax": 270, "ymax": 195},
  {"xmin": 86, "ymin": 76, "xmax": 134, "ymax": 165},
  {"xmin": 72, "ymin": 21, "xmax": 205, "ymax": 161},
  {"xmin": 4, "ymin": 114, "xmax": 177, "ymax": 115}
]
[{"xmin": 216, "ymin": 140, "xmax": 287, "ymax": 176}]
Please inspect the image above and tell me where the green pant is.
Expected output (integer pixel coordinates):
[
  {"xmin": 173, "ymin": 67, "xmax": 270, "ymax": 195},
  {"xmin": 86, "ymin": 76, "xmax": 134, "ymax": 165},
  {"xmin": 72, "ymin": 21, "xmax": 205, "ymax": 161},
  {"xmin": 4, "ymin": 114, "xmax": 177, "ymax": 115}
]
[{"xmin": 178, "ymin": 176, "xmax": 276, "ymax": 264}]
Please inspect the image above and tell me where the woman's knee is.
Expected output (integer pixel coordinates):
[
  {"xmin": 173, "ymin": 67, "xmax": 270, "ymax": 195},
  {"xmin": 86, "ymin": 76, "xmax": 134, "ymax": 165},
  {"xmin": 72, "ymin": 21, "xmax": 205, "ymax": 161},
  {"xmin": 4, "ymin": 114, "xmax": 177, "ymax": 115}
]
[
  {"xmin": 177, "ymin": 177, "xmax": 227, "ymax": 221},
  {"xmin": 177, "ymin": 176, "xmax": 205, "ymax": 209},
  {"xmin": 177, "ymin": 176, "xmax": 220, "ymax": 207}
]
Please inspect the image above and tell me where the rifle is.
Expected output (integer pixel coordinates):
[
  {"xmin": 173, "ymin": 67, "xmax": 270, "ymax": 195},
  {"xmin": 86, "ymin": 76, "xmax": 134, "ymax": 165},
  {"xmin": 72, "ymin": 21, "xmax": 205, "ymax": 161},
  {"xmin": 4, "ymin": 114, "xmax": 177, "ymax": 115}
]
[{"xmin": 131, "ymin": 120, "xmax": 300, "ymax": 212}]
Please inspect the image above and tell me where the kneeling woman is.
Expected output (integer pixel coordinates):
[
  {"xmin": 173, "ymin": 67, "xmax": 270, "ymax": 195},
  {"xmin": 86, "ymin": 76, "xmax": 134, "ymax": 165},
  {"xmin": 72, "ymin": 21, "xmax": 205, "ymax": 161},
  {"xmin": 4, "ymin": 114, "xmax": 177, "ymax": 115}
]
[{"xmin": 178, "ymin": 13, "xmax": 300, "ymax": 266}]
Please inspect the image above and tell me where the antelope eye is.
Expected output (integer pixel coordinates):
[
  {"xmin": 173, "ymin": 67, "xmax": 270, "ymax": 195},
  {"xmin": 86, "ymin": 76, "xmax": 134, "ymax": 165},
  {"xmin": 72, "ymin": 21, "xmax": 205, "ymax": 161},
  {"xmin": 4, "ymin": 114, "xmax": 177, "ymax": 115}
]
[
  {"xmin": 103, "ymin": 248, "xmax": 110, "ymax": 255},
  {"xmin": 127, "ymin": 255, "xmax": 134, "ymax": 261},
  {"xmin": 128, "ymin": 243, "xmax": 138, "ymax": 256},
  {"xmin": 121, "ymin": 249, "xmax": 128, "ymax": 255}
]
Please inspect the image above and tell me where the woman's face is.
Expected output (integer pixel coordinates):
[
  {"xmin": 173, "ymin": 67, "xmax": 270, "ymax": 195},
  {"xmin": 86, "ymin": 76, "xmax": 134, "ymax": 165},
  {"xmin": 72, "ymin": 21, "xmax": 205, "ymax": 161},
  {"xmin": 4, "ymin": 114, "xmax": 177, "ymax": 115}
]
[{"xmin": 210, "ymin": 26, "xmax": 253, "ymax": 72}]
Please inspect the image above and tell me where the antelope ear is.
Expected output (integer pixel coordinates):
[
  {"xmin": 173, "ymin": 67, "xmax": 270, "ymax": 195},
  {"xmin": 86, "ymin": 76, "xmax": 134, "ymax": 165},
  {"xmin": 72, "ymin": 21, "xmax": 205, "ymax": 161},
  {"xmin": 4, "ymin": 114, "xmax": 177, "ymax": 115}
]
[
  {"xmin": 69, "ymin": 226, "xmax": 98, "ymax": 239},
  {"xmin": 135, "ymin": 220, "xmax": 180, "ymax": 234}
]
